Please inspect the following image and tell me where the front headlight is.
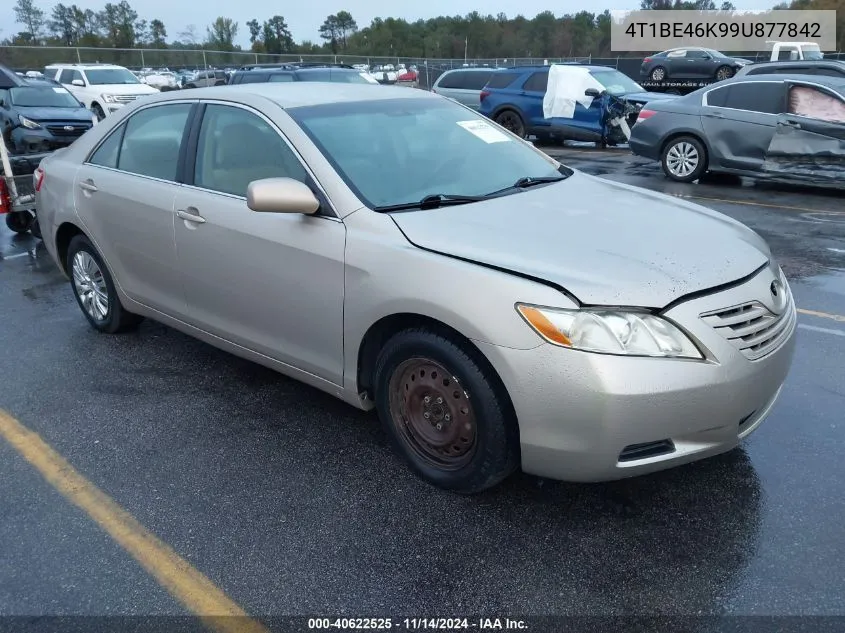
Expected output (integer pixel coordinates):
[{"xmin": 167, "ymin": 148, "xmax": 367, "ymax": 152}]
[
  {"xmin": 102, "ymin": 94, "xmax": 116, "ymax": 103},
  {"xmin": 516, "ymin": 304, "xmax": 703, "ymax": 359},
  {"xmin": 18, "ymin": 115, "xmax": 41, "ymax": 129}
]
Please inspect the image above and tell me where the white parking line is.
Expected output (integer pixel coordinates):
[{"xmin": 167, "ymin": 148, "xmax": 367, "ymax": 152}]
[
  {"xmin": 0, "ymin": 252, "xmax": 30, "ymax": 260},
  {"xmin": 799, "ymin": 323, "xmax": 845, "ymax": 338}
]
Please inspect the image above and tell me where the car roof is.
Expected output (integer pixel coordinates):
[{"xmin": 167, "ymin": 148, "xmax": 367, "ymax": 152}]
[
  {"xmin": 745, "ymin": 59, "xmax": 845, "ymax": 68},
  {"xmin": 16, "ymin": 78, "xmax": 61, "ymax": 88},
  {"xmin": 46, "ymin": 63, "xmax": 126, "ymax": 69},
  {"xmin": 441, "ymin": 67, "xmax": 497, "ymax": 73},
  {"xmin": 730, "ymin": 72, "xmax": 845, "ymax": 87},
  {"xmin": 147, "ymin": 82, "xmax": 434, "ymax": 109}
]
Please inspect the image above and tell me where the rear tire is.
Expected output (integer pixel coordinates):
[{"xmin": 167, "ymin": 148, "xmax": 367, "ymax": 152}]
[
  {"xmin": 661, "ymin": 135, "xmax": 707, "ymax": 183},
  {"xmin": 650, "ymin": 66, "xmax": 667, "ymax": 81},
  {"xmin": 494, "ymin": 109, "xmax": 526, "ymax": 138},
  {"xmin": 373, "ymin": 328, "xmax": 519, "ymax": 494},
  {"xmin": 5, "ymin": 211, "xmax": 33, "ymax": 234},
  {"xmin": 29, "ymin": 215, "xmax": 42, "ymax": 239},
  {"xmin": 66, "ymin": 234, "xmax": 143, "ymax": 334}
]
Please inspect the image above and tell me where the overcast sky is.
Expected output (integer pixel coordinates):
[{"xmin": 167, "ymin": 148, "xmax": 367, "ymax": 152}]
[{"xmin": 3, "ymin": 0, "xmax": 778, "ymax": 49}]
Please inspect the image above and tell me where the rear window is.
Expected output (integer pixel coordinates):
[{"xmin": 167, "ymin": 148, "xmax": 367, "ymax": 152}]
[
  {"xmin": 438, "ymin": 71, "xmax": 493, "ymax": 90},
  {"xmin": 485, "ymin": 73, "xmax": 520, "ymax": 89}
]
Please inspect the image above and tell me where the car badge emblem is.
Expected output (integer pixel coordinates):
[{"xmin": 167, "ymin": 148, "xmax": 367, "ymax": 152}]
[{"xmin": 64, "ymin": 125, "xmax": 74, "ymax": 131}]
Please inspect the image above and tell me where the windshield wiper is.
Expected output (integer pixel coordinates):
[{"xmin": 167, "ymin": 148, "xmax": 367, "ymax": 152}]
[
  {"xmin": 373, "ymin": 193, "xmax": 489, "ymax": 212},
  {"xmin": 485, "ymin": 174, "xmax": 570, "ymax": 197}
]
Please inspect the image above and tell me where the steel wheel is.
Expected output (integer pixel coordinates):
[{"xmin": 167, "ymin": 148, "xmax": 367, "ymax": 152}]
[
  {"xmin": 650, "ymin": 66, "xmax": 666, "ymax": 81},
  {"xmin": 665, "ymin": 141, "xmax": 700, "ymax": 179},
  {"xmin": 387, "ymin": 357, "xmax": 478, "ymax": 471},
  {"xmin": 71, "ymin": 250, "xmax": 109, "ymax": 322}
]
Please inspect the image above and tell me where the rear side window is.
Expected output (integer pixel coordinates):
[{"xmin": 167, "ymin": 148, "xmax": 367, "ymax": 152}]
[
  {"xmin": 724, "ymin": 82, "xmax": 785, "ymax": 114},
  {"xmin": 237, "ymin": 73, "xmax": 269, "ymax": 84},
  {"xmin": 485, "ymin": 72, "xmax": 520, "ymax": 89},
  {"xmin": 270, "ymin": 73, "xmax": 295, "ymax": 82},
  {"xmin": 117, "ymin": 104, "xmax": 192, "ymax": 181},
  {"xmin": 522, "ymin": 72, "xmax": 548, "ymax": 92},
  {"xmin": 705, "ymin": 85, "xmax": 730, "ymax": 106},
  {"xmin": 89, "ymin": 125, "xmax": 125, "ymax": 168}
]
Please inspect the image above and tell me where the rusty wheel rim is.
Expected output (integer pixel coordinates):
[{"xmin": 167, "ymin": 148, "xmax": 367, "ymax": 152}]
[{"xmin": 387, "ymin": 358, "xmax": 478, "ymax": 470}]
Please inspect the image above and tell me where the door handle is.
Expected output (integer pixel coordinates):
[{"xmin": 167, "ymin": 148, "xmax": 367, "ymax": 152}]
[
  {"xmin": 78, "ymin": 179, "xmax": 98, "ymax": 192},
  {"xmin": 705, "ymin": 111, "xmax": 725, "ymax": 119},
  {"xmin": 782, "ymin": 120, "xmax": 801, "ymax": 129},
  {"xmin": 176, "ymin": 207, "xmax": 206, "ymax": 223}
]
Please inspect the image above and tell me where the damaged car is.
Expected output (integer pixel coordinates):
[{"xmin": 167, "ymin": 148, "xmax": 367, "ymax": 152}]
[
  {"xmin": 629, "ymin": 74, "xmax": 845, "ymax": 187},
  {"xmin": 479, "ymin": 64, "xmax": 676, "ymax": 146}
]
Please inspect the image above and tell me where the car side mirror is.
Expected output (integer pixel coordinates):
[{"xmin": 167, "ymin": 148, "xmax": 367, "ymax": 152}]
[
  {"xmin": 71, "ymin": 79, "xmax": 84, "ymax": 87},
  {"xmin": 247, "ymin": 177, "xmax": 320, "ymax": 214},
  {"xmin": 584, "ymin": 88, "xmax": 603, "ymax": 97}
]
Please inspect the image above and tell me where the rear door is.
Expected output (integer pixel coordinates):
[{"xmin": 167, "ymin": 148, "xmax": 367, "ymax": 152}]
[
  {"xmin": 73, "ymin": 100, "xmax": 196, "ymax": 316},
  {"xmin": 436, "ymin": 71, "xmax": 493, "ymax": 110},
  {"xmin": 763, "ymin": 82, "xmax": 845, "ymax": 185},
  {"xmin": 700, "ymin": 80, "xmax": 786, "ymax": 171},
  {"xmin": 520, "ymin": 71, "xmax": 549, "ymax": 130}
]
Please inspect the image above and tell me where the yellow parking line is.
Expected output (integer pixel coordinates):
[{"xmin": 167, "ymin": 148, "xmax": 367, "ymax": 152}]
[
  {"xmin": 0, "ymin": 410, "xmax": 269, "ymax": 633},
  {"xmin": 798, "ymin": 308, "xmax": 845, "ymax": 323}
]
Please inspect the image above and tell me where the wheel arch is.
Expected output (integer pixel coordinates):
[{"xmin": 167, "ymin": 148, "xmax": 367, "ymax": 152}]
[
  {"xmin": 355, "ymin": 312, "xmax": 518, "ymax": 430},
  {"xmin": 55, "ymin": 221, "xmax": 86, "ymax": 274},
  {"xmin": 660, "ymin": 130, "xmax": 711, "ymax": 166}
]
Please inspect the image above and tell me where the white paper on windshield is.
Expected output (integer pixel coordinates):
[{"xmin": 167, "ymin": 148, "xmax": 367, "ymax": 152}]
[
  {"xmin": 542, "ymin": 65, "xmax": 605, "ymax": 119},
  {"xmin": 53, "ymin": 87, "xmax": 66, "ymax": 93},
  {"xmin": 456, "ymin": 119, "xmax": 510, "ymax": 143}
]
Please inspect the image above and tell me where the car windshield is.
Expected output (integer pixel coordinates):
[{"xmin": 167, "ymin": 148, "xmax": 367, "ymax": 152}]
[
  {"xmin": 10, "ymin": 86, "xmax": 81, "ymax": 107},
  {"xmin": 85, "ymin": 68, "xmax": 140, "ymax": 85},
  {"xmin": 590, "ymin": 70, "xmax": 644, "ymax": 95},
  {"xmin": 288, "ymin": 97, "xmax": 567, "ymax": 209},
  {"xmin": 803, "ymin": 47, "xmax": 824, "ymax": 60}
]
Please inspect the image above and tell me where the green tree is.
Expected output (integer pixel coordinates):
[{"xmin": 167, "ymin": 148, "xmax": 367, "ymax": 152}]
[
  {"xmin": 13, "ymin": 0, "xmax": 46, "ymax": 44},
  {"xmin": 262, "ymin": 15, "xmax": 293, "ymax": 54},
  {"xmin": 149, "ymin": 19, "xmax": 167, "ymax": 47},
  {"xmin": 99, "ymin": 0, "xmax": 137, "ymax": 48},
  {"xmin": 48, "ymin": 3, "xmax": 76, "ymax": 45},
  {"xmin": 206, "ymin": 17, "xmax": 239, "ymax": 51}
]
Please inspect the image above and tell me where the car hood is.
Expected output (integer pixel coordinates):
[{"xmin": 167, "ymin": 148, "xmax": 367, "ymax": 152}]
[
  {"xmin": 622, "ymin": 91, "xmax": 679, "ymax": 103},
  {"xmin": 390, "ymin": 171, "xmax": 770, "ymax": 308},
  {"xmin": 15, "ymin": 105, "xmax": 93, "ymax": 122}
]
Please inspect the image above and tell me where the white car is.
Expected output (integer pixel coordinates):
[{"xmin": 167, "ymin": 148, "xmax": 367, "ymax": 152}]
[
  {"xmin": 43, "ymin": 63, "xmax": 159, "ymax": 120},
  {"xmin": 141, "ymin": 71, "xmax": 179, "ymax": 90}
]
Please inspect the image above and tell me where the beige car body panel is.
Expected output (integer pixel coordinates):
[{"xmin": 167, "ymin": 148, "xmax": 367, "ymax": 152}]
[{"xmin": 35, "ymin": 83, "xmax": 797, "ymax": 482}]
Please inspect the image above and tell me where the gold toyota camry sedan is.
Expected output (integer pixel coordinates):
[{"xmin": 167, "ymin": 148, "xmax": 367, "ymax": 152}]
[{"xmin": 34, "ymin": 83, "xmax": 797, "ymax": 493}]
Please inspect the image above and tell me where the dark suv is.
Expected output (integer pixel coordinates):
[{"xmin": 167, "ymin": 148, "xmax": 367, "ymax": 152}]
[
  {"xmin": 0, "ymin": 76, "xmax": 94, "ymax": 154},
  {"xmin": 229, "ymin": 64, "xmax": 376, "ymax": 85}
]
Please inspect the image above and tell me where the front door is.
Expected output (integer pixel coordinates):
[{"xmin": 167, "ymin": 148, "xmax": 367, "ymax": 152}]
[
  {"xmin": 701, "ymin": 80, "xmax": 786, "ymax": 171},
  {"xmin": 173, "ymin": 103, "xmax": 346, "ymax": 384},
  {"xmin": 73, "ymin": 101, "xmax": 195, "ymax": 317}
]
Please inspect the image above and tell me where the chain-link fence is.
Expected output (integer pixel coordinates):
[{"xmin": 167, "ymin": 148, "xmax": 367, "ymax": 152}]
[{"xmin": 2, "ymin": 45, "xmax": 843, "ymax": 82}]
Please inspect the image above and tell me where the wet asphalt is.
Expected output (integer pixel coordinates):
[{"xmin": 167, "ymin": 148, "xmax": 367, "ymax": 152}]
[{"xmin": 0, "ymin": 147, "xmax": 843, "ymax": 620}]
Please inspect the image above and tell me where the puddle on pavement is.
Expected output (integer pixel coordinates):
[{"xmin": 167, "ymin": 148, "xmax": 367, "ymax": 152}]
[{"xmin": 800, "ymin": 268, "xmax": 845, "ymax": 297}]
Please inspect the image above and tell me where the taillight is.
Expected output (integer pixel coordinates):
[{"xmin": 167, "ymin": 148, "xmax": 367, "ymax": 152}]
[
  {"xmin": 0, "ymin": 179, "xmax": 10, "ymax": 214},
  {"xmin": 480, "ymin": 90, "xmax": 490, "ymax": 102},
  {"xmin": 34, "ymin": 167, "xmax": 45, "ymax": 192},
  {"xmin": 637, "ymin": 108, "xmax": 657, "ymax": 122},
  {"xmin": 643, "ymin": 57, "xmax": 652, "ymax": 63}
]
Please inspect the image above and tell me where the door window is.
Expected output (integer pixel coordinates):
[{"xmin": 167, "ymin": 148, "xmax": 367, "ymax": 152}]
[
  {"xmin": 666, "ymin": 50, "xmax": 687, "ymax": 58},
  {"xmin": 788, "ymin": 85, "xmax": 845, "ymax": 123},
  {"xmin": 724, "ymin": 82, "xmax": 785, "ymax": 114},
  {"xmin": 88, "ymin": 124, "xmax": 125, "ymax": 168},
  {"xmin": 193, "ymin": 104, "xmax": 307, "ymax": 197},
  {"xmin": 117, "ymin": 103, "xmax": 192, "ymax": 181},
  {"xmin": 686, "ymin": 49, "xmax": 709, "ymax": 58},
  {"xmin": 522, "ymin": 72, "xmax": 548, "ymax": 92}
]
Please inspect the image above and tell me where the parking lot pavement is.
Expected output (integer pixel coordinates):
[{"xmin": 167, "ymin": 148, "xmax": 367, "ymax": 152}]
[{"xmin": 1, "ymin": 149, "xmax": 844, "ymax": 621}]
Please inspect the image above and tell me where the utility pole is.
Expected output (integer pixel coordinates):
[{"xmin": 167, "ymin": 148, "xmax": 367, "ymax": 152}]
[{"xmin": 464, "ymin": 36, "xmax": 468, "ymax": 64}]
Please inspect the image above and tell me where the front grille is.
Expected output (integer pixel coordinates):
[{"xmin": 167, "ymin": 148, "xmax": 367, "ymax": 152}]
[
  {"xmin": 46, "ymin": 124, "xmax": 91, "ymax": 137},
  {"xmin": 700, "ymin": 290, "xmax": 795, "ymax": 360},
  {"xmin": 113, "ymin": 94, "xmax": 138, "ymax": 103}
]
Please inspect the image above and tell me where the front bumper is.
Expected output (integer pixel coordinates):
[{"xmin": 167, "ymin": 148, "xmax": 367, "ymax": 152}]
[
  {"xmin": 10, "ymin": 128, "xmax": 85, "ymax": 154},
  {"xmin": 477, "ymin": 264, "xmax": 797, "ymax": 482}
]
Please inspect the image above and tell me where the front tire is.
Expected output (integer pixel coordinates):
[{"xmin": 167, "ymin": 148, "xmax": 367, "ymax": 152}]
[
  {"xmin": 661, "ymin": 135, "xmax": 707, "ymax": 182},
  {"xmin": 92, "ymin": 104, "xmax": 106, "ymax": 121},
  {"xmin": 373, "ymin": 328, "xmax": 519, "ymax": 494},
  {"xmin": 66, "ymin": 235, "xmax": 143, "ymax": 333},
  {"xmin": 715, "ymin": 65, "xmax": 734, "ymax": 81},
  {"xmin": 29, "ymin": 215, "xmax": 42, "ymax": 239}
]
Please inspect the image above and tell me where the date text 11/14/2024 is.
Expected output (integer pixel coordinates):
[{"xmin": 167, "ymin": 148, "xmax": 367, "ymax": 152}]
[{"xmin": 307, "ymin": 618, "xmax": 528, "ymax": 630}]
